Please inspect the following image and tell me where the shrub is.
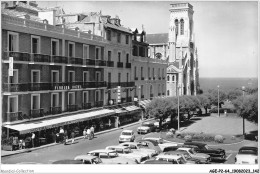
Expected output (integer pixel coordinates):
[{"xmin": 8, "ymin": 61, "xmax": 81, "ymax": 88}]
[
  {"xmin": 166, "ymin": 131, "xmax": 174, "ymax": 138},
  {"xmin": 192, "ymin": 134, "xmax": 205, "ymax": 141},
  {"xmin": 169, "ymin": 128, "xmax": 176, "ymax": 134},
  {"xmin": 175, "ymin": 130, "xmax": 181, "ymax": 137},
  {"xmin": 214, "ymin": 135, "xmax": 224, "ymax": 143},
  {"xmin": 184, "ymin": 135, "xmax": 192, "ymax": 142}
]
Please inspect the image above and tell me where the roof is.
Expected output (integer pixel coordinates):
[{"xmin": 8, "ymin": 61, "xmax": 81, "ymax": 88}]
[
  {"xmin": 88, "ymin": 149, "xmax": 115, "ymax": 153},
  {"xmin": 74, "ymin": 155, "xmax": 97, "ymax": 160},
  {"xmin": 146, "ymin": 33, "xmax": 168, "ymax": 44},
  {"xmin": 1, "ymin": 8, "xmax": 42, "ymax": 22},
  {"xmin": 104, "ymin": 23, "xmax": 132, "ymax": 34}
]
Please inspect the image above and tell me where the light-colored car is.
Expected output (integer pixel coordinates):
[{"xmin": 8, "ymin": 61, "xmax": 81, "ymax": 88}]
[
  {"xmin": 142, "ymin": 137, "xmax": 182, "ymax": 151},
  {"xmin": 235, "ymin": 146, "xmax": 258, "ymax": 164},
  {"xmin": 137, "ymin": 122, "xmax": 155, "ymax": 134},
  {"xmin": 119, "ymin": 142, "xmax": 158, "ymax": 158},
  {"xmin": 86, "ymin": 149, "xmax": 138, "ymax": 164},
  {"xmin": 163, "ymin": 151, "xmax": 202, "ymax": 164},
  {"xmin": 177, "ymin": 147, "xmax": 211, "ymax": 163},
  {"xmin": 105, "ymin": 145, "xmax": 149, "ymax": 163},
  {"xmin": 74, "ymin": 155, "xmax": 103, "ymax": 164},
  {"xmin": 153, "ymin": 154, "xmax": 188, "ymax": 164},
  {"xmin": 119, "ymin": 130, "xmax": 135, "ymax": 143}
]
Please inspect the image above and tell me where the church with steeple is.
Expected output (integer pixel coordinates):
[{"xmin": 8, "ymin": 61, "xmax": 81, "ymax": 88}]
[{"xmin": 146, "ymin": 2, "xmax": 199, "ymax": 96}]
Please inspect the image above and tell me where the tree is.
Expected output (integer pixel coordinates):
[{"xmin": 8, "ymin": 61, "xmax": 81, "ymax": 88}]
[
  {"xmin": 233, "ymin": 92, "xmax": 258, "ymax": 123},
  {"xmin": 206, "ymin": 89, "xmax": 227, "ymax": 107},
  {"xmin": 227, "ymin": 89, "xmax": 243, "ymax": 101},
  {"xmin": 197, "ymin": 94, "xmax": 211, "ymax": 114}
]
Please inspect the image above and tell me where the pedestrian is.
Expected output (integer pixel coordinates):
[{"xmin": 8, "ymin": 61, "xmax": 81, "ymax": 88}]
[
  {"xmin": 90, "ymin": 125, "xmax": 95, "ymax": 139},
  {"xmin": 31, "ymin": 132, "xmax": 35, "ymax": 148},
  {"xmin": 52, "ymin": 131, "xmax": 56, "ymax": 143},
  {"xmin": 86, "ymin": 128, "xmax": 91, "ymax": 140},
  {"xmin": 83, "ymin": 129, "xmax": 87, "ymax": 139},
  {"xmin": 71, "ymin": 131, "xmax": 75, "ymax": 144},
  {"xmin": 59, "ymin": 127, "xmax": 64, "ymax": 143},
  {"xmin": 64, "ymin": 130, "xmax": 68, "ymax": 145}
]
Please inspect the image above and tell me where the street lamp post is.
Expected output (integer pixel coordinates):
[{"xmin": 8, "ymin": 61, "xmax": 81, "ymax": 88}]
[
  {"xmin": 177, "ymin": 84, "xmax": 180, "ymax": 131},
  {"xmin": 242, "ymin": 86, "xmax": 245, "ymax": 136},
  {"xmin": 217, "ymin": 85, "xmax": 220, "ymax": 117}
]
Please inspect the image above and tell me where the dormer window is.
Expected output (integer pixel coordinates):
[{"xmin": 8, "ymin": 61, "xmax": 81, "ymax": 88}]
[
  {"xmin": 175, "ymin": 19, "xmax": 179, "ymax": 35},
  {"xmin": 180, "ymin": 19, "xmax": 184, "ymax": 35}
]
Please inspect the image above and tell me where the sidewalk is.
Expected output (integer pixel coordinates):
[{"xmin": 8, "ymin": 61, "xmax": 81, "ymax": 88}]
[{"xmin": 1, "ymin": 119, "xmax": 152, "ymax": 157}]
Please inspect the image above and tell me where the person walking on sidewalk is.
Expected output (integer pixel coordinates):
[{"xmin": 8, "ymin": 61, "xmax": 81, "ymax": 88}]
[
  {"xmin": 90, "ymin": 125, "xmax": 95, "ymax": 139},
  {"xmin": 83, "ymin": 129, "xmax": 87, "ymax": 139},
  {"xmin": 86, "ymin": 128, "xmax": 91, "ymax": 140},
  {"xmin": 31, "ymin": 132, "xmax": 35, "ymax": 148},
  {"xmin": 71, "ymin": 131, "xmax": 75, "ymax": 144}
]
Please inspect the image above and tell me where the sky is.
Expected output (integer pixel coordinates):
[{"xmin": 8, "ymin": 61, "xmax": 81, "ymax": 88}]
[{"xmin": 38, "ymin": 1, "xmax": 259, "ymax": 78}]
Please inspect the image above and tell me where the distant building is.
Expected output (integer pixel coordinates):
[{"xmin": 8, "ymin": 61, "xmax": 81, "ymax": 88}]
[{"xmin": 147, "ymin": 2, "xmax": 200, "ymax": 96}]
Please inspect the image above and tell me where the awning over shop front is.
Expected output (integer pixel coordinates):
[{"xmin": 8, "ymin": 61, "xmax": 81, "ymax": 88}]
[
  {"xmin": 139, "ymin": 99, "xmax": 151, "ymax": 108},
  {"xmin": 114, "ymin": 108, "xmax": 128, "ymax": 116},
  {"xmin": 3, "ymin": 109, "xmax": 115, "ymax": 134},
  {"xmin": 124, "ymin": 105, "xmax": 141, "ymax": 113}
]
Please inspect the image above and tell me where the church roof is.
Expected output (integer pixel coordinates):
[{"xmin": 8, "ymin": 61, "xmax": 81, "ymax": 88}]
[{"xmin": 146, "ymin": 33, "xmax": 168, "ymax": 44}]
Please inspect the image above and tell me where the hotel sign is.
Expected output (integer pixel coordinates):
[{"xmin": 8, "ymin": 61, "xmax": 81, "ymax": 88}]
[
  {"xmin": 9, "ymin": 57, "xmax": 13, "ymax": 76},
  {"xmin": 53, "ymin": 85, "xmax": 82, "ymax": 90}
]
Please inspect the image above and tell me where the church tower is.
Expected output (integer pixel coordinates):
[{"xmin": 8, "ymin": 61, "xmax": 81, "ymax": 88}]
[{"xmin": 167, "ymin": 3, "xmax": 196, "ymax": 96}]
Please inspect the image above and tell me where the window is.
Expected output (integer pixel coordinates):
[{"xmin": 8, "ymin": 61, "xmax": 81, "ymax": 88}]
[
  {"xmin": 180, "ymin": 19, "xmax": 184, "ymax": 35},
  {"xmin": 95, "ymin": 90, "xmax": 101, "ymax": 101},
  {"xmin": 126, "ymin": 35, "xmax": 129, "ymax": 44},
  {"xmin": 126, "ymin": 73, "xmax": 129, "ymax": 82},
  {"xmin": 158, "ymin": 84, "xmax": 160, "ymax": 93},
  {"xmin": 31, "ymin": 70, "xmax": 40, "ymax": 83},
  {"xmin": 118, "ymin": 73, "xmax": 121, "ymax": 83},
  {"xmin": 68, "ymin": 42, "xmax": 75, "ymax": 57},
  {"xmin": 126, "ymin": 53, "xmax": 129, "ymax": 63},
  {"xmin": 95, "ymin": 47, "xmax": 101, "ymax": 60},
  {"xmin": 118, "ymin": 52, "xmax": 121, "ymax": 62},
  {"xmin": 153, "ymin": 68, "xmax": 155, "ymax": 77},
  {"xmin": 117, "ymin": 33, "xmax": 121, "ymax": 43},
  {"xmin": 83, "ymin": 91, "xmax": 89, "ymax": 103},
  {"xmin": 108, "ymin": 72, "xmax": 111, "ymax": 82},
  {"xmin": 167, "ymin": 90, "xmax": 170, "ymax": 96},
  {"xmin": 175, "ymin": 19, "xmax": 179, "ymax": 35},
  {"xmin": 150, "ymin": 85, "xmax": 153, "ymax": 94},
  {"xmin": 51, "ymin": 70, "xmax": 59, "ymax": 83},
  {"xmin": 51, "ymin": 93, "xmax": 59, "ymax": 107},
  {"xmin": 141, "ymin": 67, "xmax": 143, "ymax": 78},
  {"xmin": 68, "ymin": 92, "xmax": 75, "ymax": 105},
  {"xmin": 141, "ymin": 85, "xmax": 144, "ymax": 96},
  {"xmin": 31, "ymin": 36, "xmax": 40, "ymax": 54},
  {"xmin": 68, "ymin": 71, "xmax": 75, "ymax": 82},
  {"xmin": 31, "ymin": 94, "xmax": 40, "ymax": 110},
  {"xmin": 172, "ymin": 75, "xmax": 175, "ymax": 81},
  {"xmin": 148, "ymin": 67, "xmax": 150, "ymax": 78},
  {"xmin": 83, "ymin": 71, "xmax": 89, "ymax": 82},
  {"xmin": 158, "ymin": 68, "xmax": 160, "ymax": 78},
  {"xmin": 8, "ymin": 96, "xmax": 18, "ymax": 113},
  {"xmin": 96, "ymin": 72, "xmax": 101, "ymax": 82},
  {"xmin": 9, "ymin": 69, "xmax": 18, "ymax": 83},
  {"xmin": 51, "ymin": 39, "xmax": 59, "ymax": 56},
  {"xmin": 83, "ymin": 45, "xmax": 89, "ymax": 59},
  {"xmin": 107, "ymin": 30, "xmax": 111, "ymax": 41},
  {"xmin": 8, "ymin": 32, "xmax": 19, "ymax": 52},
  {"xmin": 167, "ymin": 75, "xmax": 170, "ymax": 81},
  {"xmin": 108, "ymin": 51, "xmax": 112, "ymax": 61},
  {"xmin": 134, "ymin": 66, "xmax": 137, "ymax": 78}
]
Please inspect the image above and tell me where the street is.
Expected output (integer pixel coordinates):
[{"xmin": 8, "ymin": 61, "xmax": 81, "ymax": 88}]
[{"xmin": 2, "ymin": 121, "xmax": 257, "ymax": 164}]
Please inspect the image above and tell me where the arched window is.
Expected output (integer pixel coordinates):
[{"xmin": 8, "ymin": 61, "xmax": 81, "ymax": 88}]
[
  {"xmin": 172, "ymin": 75, "xmax": 175, "ymax": 81},
  {"xmin": 167, "ymin": 90, "xmax": 170, "ymax": 96},
  {"xmin": 180, "ymin": 19, "xmax": 184, "ymax": 35},
  {"xmin": 150, "ymin": 85, "xmax": 153, "ymax": 94},
  {"xmin": 175, "ymin": 19, "xmax": 179, "ymax": 35},
  {"xmin": 167, "ymin": 75, "xmax": 170, "ymax": 81}
]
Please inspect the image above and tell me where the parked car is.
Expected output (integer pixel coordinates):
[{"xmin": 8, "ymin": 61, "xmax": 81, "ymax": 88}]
[
  {"xmin": 143, "ymin": 137, "xmax": 182, "ymax": 151},
  {"xmin": 235, "ymin": 146, "xmax": 258, "ymax": 164},
  {"xmin": 183, "ymin": 142, "xmax": 226, "ymax": 161},
  {"xmin": 105, "ymin": 145, "xmax": 149, "ymax": 163},
  {"xmin": 86, "ymin": 149, "xmax": 138, "ymax": 164},
  {"xmin": 153, "ymin": 154, "xmax": 188, "ymax": 164},
  {"xmin": 119, "ymin": 142, "xmax": 158, "ymax": 157},
  {"xmin": 118, "ymin": 130, "xmax": 135, "ymax": 143},
  {"xmin": 52, "ymin": 160, "xmax": 83, "ymax": 164},
  {"xmin": 136, "ymin": 140, "xmax": 162, "ymax": 153},
  {"xmin": 177, "ymin": 147, "xmax": 211, "ymax": 164},
  {"xmin": 143, "ymin": 160, "xmax": 173, "ymax": 164},
  {"xmin": 163, "ymin": 151, "xmax": 202, "ymax": 164},
  {"xmin": 137, "ymin": 121, "xmax": 155, "ymax": 134},
  {"xmin": 74, "ymin": 155, "xmax": 103, "ymax": 164}
]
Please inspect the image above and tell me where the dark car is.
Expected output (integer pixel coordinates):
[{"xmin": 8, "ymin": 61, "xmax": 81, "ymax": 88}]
[
  {"xmin": 142, "ymin": 122, "xmax": 156, "ymax": 132},
  {"xmin": 52, "ymin": 160, "xmax": 83, "ymax": 164},
  {"xmin": 164, "ymin": 151, "xmax": 203, "ymax": 164},
  {"xmin": 183, "ymin": 142, "xmax": 226, "ymax": 161}
]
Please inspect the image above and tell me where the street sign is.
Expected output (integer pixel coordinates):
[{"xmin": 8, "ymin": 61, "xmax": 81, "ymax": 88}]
[{"xmin": 9, "ymin": 57, "xmax": 13, "ymax": 76}]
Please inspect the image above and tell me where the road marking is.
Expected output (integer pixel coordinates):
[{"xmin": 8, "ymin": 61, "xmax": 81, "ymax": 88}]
[{"xmin": 226, "ymin": 153, "xmax": 232, "ymax": 160}]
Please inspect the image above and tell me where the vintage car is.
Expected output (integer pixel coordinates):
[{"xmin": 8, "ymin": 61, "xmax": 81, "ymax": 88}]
[
  {"xmin": 105, "ymin": 145, "xmax": 149, "ymax": 163},
  {"xmin": 153, "ymin": 154, "xmax": 188, "ymax": 164},
  {"xmin": 163, "ymin": 151, "xmax": 202, "ymax": 164},
  {"xmin": 143, "ymin": 160, "xmax": 173, "ymax": 164},
  {"xmin": 183, "ymin": 142, "xmax": 226, "ymax": 161},
  {"xmin": 142, "ymin": 137, "xmax": 182, "ymax": 151},
  {"xmin": 118, "ymin": 130, "xmax": 135, "ymax": 143},
  {"xmin": 52, "ymin": 160, "xmax": 83, "ymax": 164},
  {"xmin": 235, "ymin": 146, "xmax": 258, "ymax": 164},
  {"xmin": 119, "ymin": 142, "xmax": 158, "ymax": 157},
  {"xmin": 86, "ymin": 149, "xmax": 138, "ymax": 164},
  {"xmin": 177, "ymin": 147, "xmax": 211, "ymax": 164},
  {"xmin": 136, "ymin": 139, "xmax": 162, "ymax": 153},
  {"xmin": 137, "ymin": 122, "xmax": 155, "ymax": 134},
  {"xmin": 74, "ymin": 155, "xmax": 103, "ymax": 164}
]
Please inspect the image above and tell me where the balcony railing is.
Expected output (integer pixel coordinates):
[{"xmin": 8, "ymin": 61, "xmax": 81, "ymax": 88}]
[
  {"xmin": 149, "ymin": 77, "xmax": 151, "ymax": 80},
  {"xmin": 158, "ymin": 93, "xmax": 161, "ymax": 96},
  {"xmin": 107, "ymin": 61, "xmax": 114, "ymax": 67},
  {"xmin": 82, "ymin": 81, "xmax": 106, "ymax": 88},
  {"xmin": 84, "ymin": 59, "xmax": 95, "ymax": 66},
  {"xmin": 50, "ymin": 106, "xmax": 62, "ymax": 115},
  {"xmin": 141, "ymin": 95, "xmax": 144, "ymax": 99},
  {"xmin": 141, "ymin": 77, "xmax": 145, "ymax": 80},
  {"xmin": 150, "ymin": 94, "xmax": 154, "ymax": 98},
  {"xmin": 30, "ymin": 108, "xmax": 44, "ymax": 118},
  {"xmin": 153, "ymin": 77, "xmax": 156, "ymax": 80},
  {"xmin": 3, "ymin": 83, "xmax": 28, "ymax": 92},
  {"xmin": 28, "ymin": 83, "xmax": 51, "ymax": 91},
  {"xmin": 51, "ymin": 55, "xmax": 68, "ymax": 64},
  {"xmin": 3, "ymin": 51, "xmax": 30, "ymax": 61},
  {"xmin": 6, "ymin": 112, "xmax": 23, "ymax": 122},
  {"xmin": 158, "ymin": 77, "xmax": 162, "ymax": 80},
  {"xmin": 67, "ymin": 104, "xmax": 78, "ymax": 112},
  {"xmin": 126, "ymin": 97, "xmax": 132, "ymax": 102},
  {"xmin": 94, "ymin": 101, "xmax": 103, "ymax": 107},
  {"xmin": 82, "ymin": 103, "xmax": 92, "ymax": 110},
  {"xmin": 69, "ymin": 57, "xmax": 83, "ymax": 65},
  {"xmin": 126, "ymin": 63, "xmax": 131, "ymax": 68},
  {"xmin": 117, "ymin": 62, "xmax": 124, "ymax": 68},
  {"xmin": 107, "ymin": 82, "xmax": 135, "ymax": 88},
  {"xmin": 135, "ymin": 77, "xmax": 138, "ymax": 80},
  {"xmin": 30, "ymin": 53, "xmax": 50, "ymax": 63},
  {"xmin": 95, "ymin": 60, "xmax": 107, "ymax": 66}
]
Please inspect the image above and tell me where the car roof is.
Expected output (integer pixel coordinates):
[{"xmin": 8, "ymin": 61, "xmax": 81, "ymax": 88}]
[
  {"xmin": 120, "ymin": 142, "xmax": 139, "ymax": 145},
  {"xmin": 239, "ymin": 146, "xmax": 258, "ymax": 151},
  {"xmin": 164, "ymin": 151, "xmax": 188, "ymax": 155},
  {"xmin": 144, "ymin": 160, "xmax": 172, "ymax": 164},
  {"xmin": 74, "ymin": 155, "xmax": 98, "ymax": 160},
  {"xmin": 184, "ymin": 142, "xmax": 206, "ymax": 146},
  {"xmin": 88, "ymin": 149, "xmax": 115, "ymax": 153},
  {"xmin": 52, "ymin": 160, "xmax": 83, "ymax": 164},
  {"xmin": 177, "ymin": 147, "xmax": 192, "ymax": 151},
  {"xmin": 122, "ymin": 130, "xmax": 133, "ymax": 133},
  {"xmin": 106, "ymin": 145, "xmax": 129, "ymax": 149},
  {"xmin": 138, "ymin": 139, "xmax": 158, "ymax": 146},
  {"xmin": 157, "ymin": 154, "xmax": 182, "ymax": 159}
]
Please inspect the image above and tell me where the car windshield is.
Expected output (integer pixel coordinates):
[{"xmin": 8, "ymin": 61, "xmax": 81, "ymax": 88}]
[
  {"xmin": 177, "ymin": 157, "xmax": 186, "ymax": 164},
  {"xmin": 239, "ymin": 149, "xmax": 257, "ymax": 155},
  {"xmin": 204, "ymin": 145, "xmax": 209, "ymax": 150},
  {"xmin": 188, "ymin": 149, "xmax": 195, "ymax": 154},
  {"xmin": 183, "ymin": 153, "xmax": 191, "ymax": 159},
  {"xmin": 92, "ymin": 157, "xmax": 102, "ymax": 164},
  {"xmin": 122, "ymin": 132, "xmax": 132, "ymax": 136},
  {"xmin": 108, "ymin": 152, "xmax": 118, "ymax": 158}
]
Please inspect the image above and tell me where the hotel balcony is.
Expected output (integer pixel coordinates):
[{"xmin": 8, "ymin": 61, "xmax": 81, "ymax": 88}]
[
  {"xmin": 94, "ymin": 101, "xmax": 103, "ymax": 107},
  {"xmin": 84, "ymin": 59, "xmax": 96, "ymax": 66},
  {"xmin": 141, "ymin": 95, "xmax": 144, "ymax": 99},
  {"xmin": 158, "ymin": 93, "xmax": 161, "ymax": 96},
  {"xmin": 141, "ymin": 77, "xmax": 145, "ymax": 80},
  {"xmin": 68, "ymin": 57, "xmax": 83, "ymax": 65},
  {"xmin": 149, "ymin": 77, "xmax": 152, "ymax": 80},
  {"xmin": 117, "ymin": 62, "xmax": 124, "ymax": 68},
  {"xmin": 126, "ymin": 97, "xmax": 132, "ymax": 102},
  {"xmin": 30, "ymin": 108, "xmax": 44, "ymax": 119},
  {"xmin": 30, "ymin": 53, "xmax": 50, "ymax": 63},
  {"xmin": 126, "ymin": 63, "xmax": 131, "ymax": 68},
  {"xmin": 50, "ymin": 106, "xmax": 62, "ymax": 115},
  {"xmin": 28, "ymin": 83, "xmax": 51, "ymax": 91},
  {"xmin": 3, "ymin": 51, "xmax": 30, "ymax": 61},
  {"xmin": 67, "ymin": 104, "xmax": 78, "ymax": 112},
  {"xmin": 51, "ymin": 55, "xmax": 68, "ymax": 64},
  {"xmin": 153, "ymin": 77, "xmax": 156, "ymax": 80},
  {"xmin": 95, "ymin": 60, "xmax": 107, "ymax": 66},
  {"xmin": 134, "ymin": 77, "xmax": 138, "ymax": 80},
  {"xmin": 107, "ymin": 82, "xmax": 135, "ymax": 88},
  {"xmin": 82, "ymin": 103, "xmax": 92, "ymax": 110},
  {"xmin": 158, "ymin": 77, "xmax": 162, "ymax": 80},
  {"xmin": 107, "ymin": 61, "xmax": 114, "ymax": 67},
  {"xmin": 6, "ymin": 111, "xmax": 23, "ymax": 122},
  {"xmin": 3, "ymin": 83, "xmax": 29, "ymax": 92},
  {"xmin": 150, "ymin": 94, "xmax": 154, "ymax": 98}
]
